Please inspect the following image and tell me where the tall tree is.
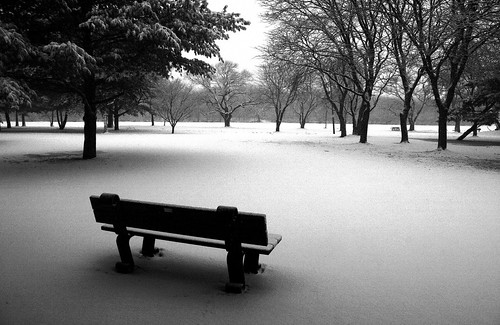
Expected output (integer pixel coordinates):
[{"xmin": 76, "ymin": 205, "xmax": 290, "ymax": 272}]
[
  {"xmin": 0, "ymin": 0, "xmax": 248, "ymax": 158},
  {"xmin": 388, "ymin": 0, "xmax": 500, "ymax": 150},
  {"xmin": 191, "ymin": 61, "xmax": 253, "ymax": 127},
  {"xmin": 382, "ymin": 1, "xmax": 425, "ymax": 143}
]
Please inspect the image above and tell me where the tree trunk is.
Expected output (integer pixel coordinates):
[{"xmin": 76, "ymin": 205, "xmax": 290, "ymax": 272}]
[
  {"xmin": 82, "ymin": 78, "xmax": 97, "ymax": 160},
  {"xmin": 457, "ymin": 122, "xmax": 478, "ymax": 141},
  {"xmin": 171, "ymin": 124, "xmax": 175, "ymax": 134},
  {"xmin": 332, "ymin": 115, "xmax": 336, "ymax": 135},
  {"xmin": 472, "ymin": 124, "xmax": 478, "ymax": 137},
  {"xmin": 223, "ymin": 113, "xmax": 232, "ymax": 127},
  {"xmin": 57, "ymin": 109, "xmax": 68, "ymax": 130},
  {"xmin": 151, "ymin": 113, "xmax": 155, "ymax": 126},
  {"xmin": 399, "ymin": 112, "xmax": 409, "ymax": 143},
  {"xmin": 114, "ymin": 111, "xmax": 119, "ymax": 131},
  {"xmin": 338, "ymin": 114, "xmax": 348, "ymax": 138},
  {"xmin": 400, "ymin": 94, "xmax": 413, "ymax": 143},
  {"xmin": 15, "ymin": 111, "xmax": 19, "ymax": 127},
  {"xmin": 358, "ymin": 101, "xmax": 370, "ymax": 143},
  {"xmin": 83, "ymin": 107, "xmax": 97, "ymax": 159},
  {"xmin": 107, "ymin": 109, "xmax": 113, "ymax": 128},
  {"xmin": 437, "ymin": 108, "xmax": 448, "ymax": 150},
  {"xmin": 21, "ymin": 113, "xmax": 26, "ymax": 127},
  {"xmin": 299, "ymin": 115, "xmax": 306, "ymax": 128},
  {"xmin": 351, "ymin": 114, "xmax": 358, "ymax": 135},
  {"xmin": 275, "ymin": 118, "xmax": 281, "ymax": 132},
  {"xmin": 5, "ymin": 112, "xmax": 11, "ymax": 128},
  {"xmin": 409, "ymin": 117, "xmax": 415, "ymax": 131},
  {"xmin": 454, "ymin": 118, "xmax": 461, "ymax": 133},
  {"xmin": 50, "ymin": 110, "xmax": 54, "ymax": 127}
]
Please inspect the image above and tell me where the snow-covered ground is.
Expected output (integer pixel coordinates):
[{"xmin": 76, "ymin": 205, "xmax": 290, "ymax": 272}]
[{"xmin": 1, "ymin": 122, "xmax": 499, "ymax": 324}]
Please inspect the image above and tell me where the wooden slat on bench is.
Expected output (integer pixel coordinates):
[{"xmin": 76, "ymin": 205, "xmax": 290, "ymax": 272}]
[
  {"xmin": 100, "ymin": 224, "xmax": 282, "ymax": 255},
  {"xmin": 90, "ymin": 196, "xmax": 269, "ymax": 246}
]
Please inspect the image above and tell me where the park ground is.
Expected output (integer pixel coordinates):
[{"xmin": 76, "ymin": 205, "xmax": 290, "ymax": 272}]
[{"xmin": 1, "ymin": 122, "xmax": 499, "ymax": 324}]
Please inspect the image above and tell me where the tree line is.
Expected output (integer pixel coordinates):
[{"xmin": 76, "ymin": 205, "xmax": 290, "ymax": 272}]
[
  {"xmin": 1, "ymin": 1, "xmax": 499, "ymax": 157},
  {"xmin": 258, "ymin": 0, "xmax": 500, "ymax": 147}
]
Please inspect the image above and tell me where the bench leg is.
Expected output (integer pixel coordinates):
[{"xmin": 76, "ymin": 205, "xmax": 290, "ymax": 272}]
[
  {"xmin": 115, "ymin": 234, "xmax": 134, "ymax": 273},
  {"xmin": 141, "ymin": 236, "xmax": 156, "ymax": 257},
  {"xmin": 244, "ymin": 252, "xmax": 261, "ymax": 274},
  {"xmin": 226, "ymin": 249, "xmax": 245, "ymax": 293}
]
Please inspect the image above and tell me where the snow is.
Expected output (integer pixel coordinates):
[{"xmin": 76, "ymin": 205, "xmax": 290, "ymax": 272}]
[{"xmin": 1, "ymin": 122, "xmax": 499, "ymax": 324}]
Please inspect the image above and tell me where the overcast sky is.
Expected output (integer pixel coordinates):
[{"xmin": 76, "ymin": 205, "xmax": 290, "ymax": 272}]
[{"xmin": 206, "ymin": 0, "xmax": 269, "ymax": 74}]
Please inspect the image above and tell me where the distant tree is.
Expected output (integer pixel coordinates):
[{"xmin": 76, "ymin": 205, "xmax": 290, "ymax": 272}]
[
  {"xmin": 31, "ymin": 92, "xmax": 82, "ymax": 130},
  {"xmin": 0, "ymin": 0, "xmax": 249, "ymax": 158},
  {"xmin": 294, "ymin": 73, "xmax": 321, "ymax": 129},
  {"xmin": 1, "ymin": 22, "xmax": 34, "ymax": 130},
  {"xmin": 191, "ymin": 61, "xmax": 253, "ymax": 127},
  {"xmin": 0, "ymin": 22, "xmax": 33, "ymax": 110},
  {"xmin": 152, "ymin": 78, "xmax": 195, "ymax": 134},
  {"xmin": 258, "ymin": 54, "xmax": 304, "ymax": 132}
]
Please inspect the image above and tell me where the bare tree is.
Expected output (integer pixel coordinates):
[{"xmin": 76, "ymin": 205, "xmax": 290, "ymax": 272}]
[
  {"xmin": 152, "ymin": 78, "xmax": 195, "ymax": 134},
  {"xmin": 388, "ymin": 0, "xmax": 500, "ymax": 150},
  {"xmin": 294, "ymin": 73, "xmax": 321, "ymax": 129},
  {"xmin": 382, "ymin": 1, "xmax": 425, "ymax": 143},
  {"xmin": 258, "ymin": 52, "xmax": 304, "ymax": 132},
  {"xmin": 260, "ymin": 0, "xmax": 391, "ymax": 143},
  {"xmin": 191, "ymin": 61, "xmax": 253, "ymax": 127}
]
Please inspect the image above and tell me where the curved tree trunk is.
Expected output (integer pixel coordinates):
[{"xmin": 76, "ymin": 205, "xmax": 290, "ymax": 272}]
[
  {"xmin": 457, "ymin": 122, "xmax": 478, "ymax": 141},
  {"xmin": 57, "ymin": 109, "xmax": 68, "ymax": 130}
]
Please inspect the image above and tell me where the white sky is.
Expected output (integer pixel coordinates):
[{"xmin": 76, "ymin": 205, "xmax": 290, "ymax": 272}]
[{"xmin": 206, "ymin": 0, "xmax": 269, "ymax": 74}]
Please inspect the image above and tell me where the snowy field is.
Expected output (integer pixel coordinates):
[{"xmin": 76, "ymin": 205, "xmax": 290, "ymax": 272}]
[{"xmin": 1, "ymin": 122, "xmax": 499, "ymax": 324}]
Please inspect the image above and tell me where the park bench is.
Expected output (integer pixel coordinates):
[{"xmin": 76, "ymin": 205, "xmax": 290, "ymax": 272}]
[
  {"xmin": 90, "ymin": 193, "xmax": 282, "ymax": 293},
  {"xmin": 391, "ymin": 126, "xmax": 400, "ymax": 131}
]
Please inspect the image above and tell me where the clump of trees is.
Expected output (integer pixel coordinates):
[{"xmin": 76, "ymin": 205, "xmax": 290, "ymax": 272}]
[
  {"xmin": 259, "ymin": 0, "xmax": 500, "ymax": 148},
  {"xmin": 0, "ymin": 0, "xmax": 249, "ymax": 158}
]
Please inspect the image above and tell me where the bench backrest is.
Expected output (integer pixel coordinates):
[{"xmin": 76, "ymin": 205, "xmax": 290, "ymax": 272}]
[{"xmin": 90, "ymin": 194, "xmax": 269, "ymax": 246}]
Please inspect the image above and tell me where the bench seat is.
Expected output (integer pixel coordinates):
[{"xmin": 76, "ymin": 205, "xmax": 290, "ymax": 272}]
[{"xmin": 100, "ymin": 224, "xmax": 282, "ymax": 254}]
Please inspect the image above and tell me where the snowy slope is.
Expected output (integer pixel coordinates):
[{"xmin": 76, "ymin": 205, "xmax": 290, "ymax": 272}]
[{"xmin": 1, "ymin": 122, "xmax": 499, "ymax": 324}]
